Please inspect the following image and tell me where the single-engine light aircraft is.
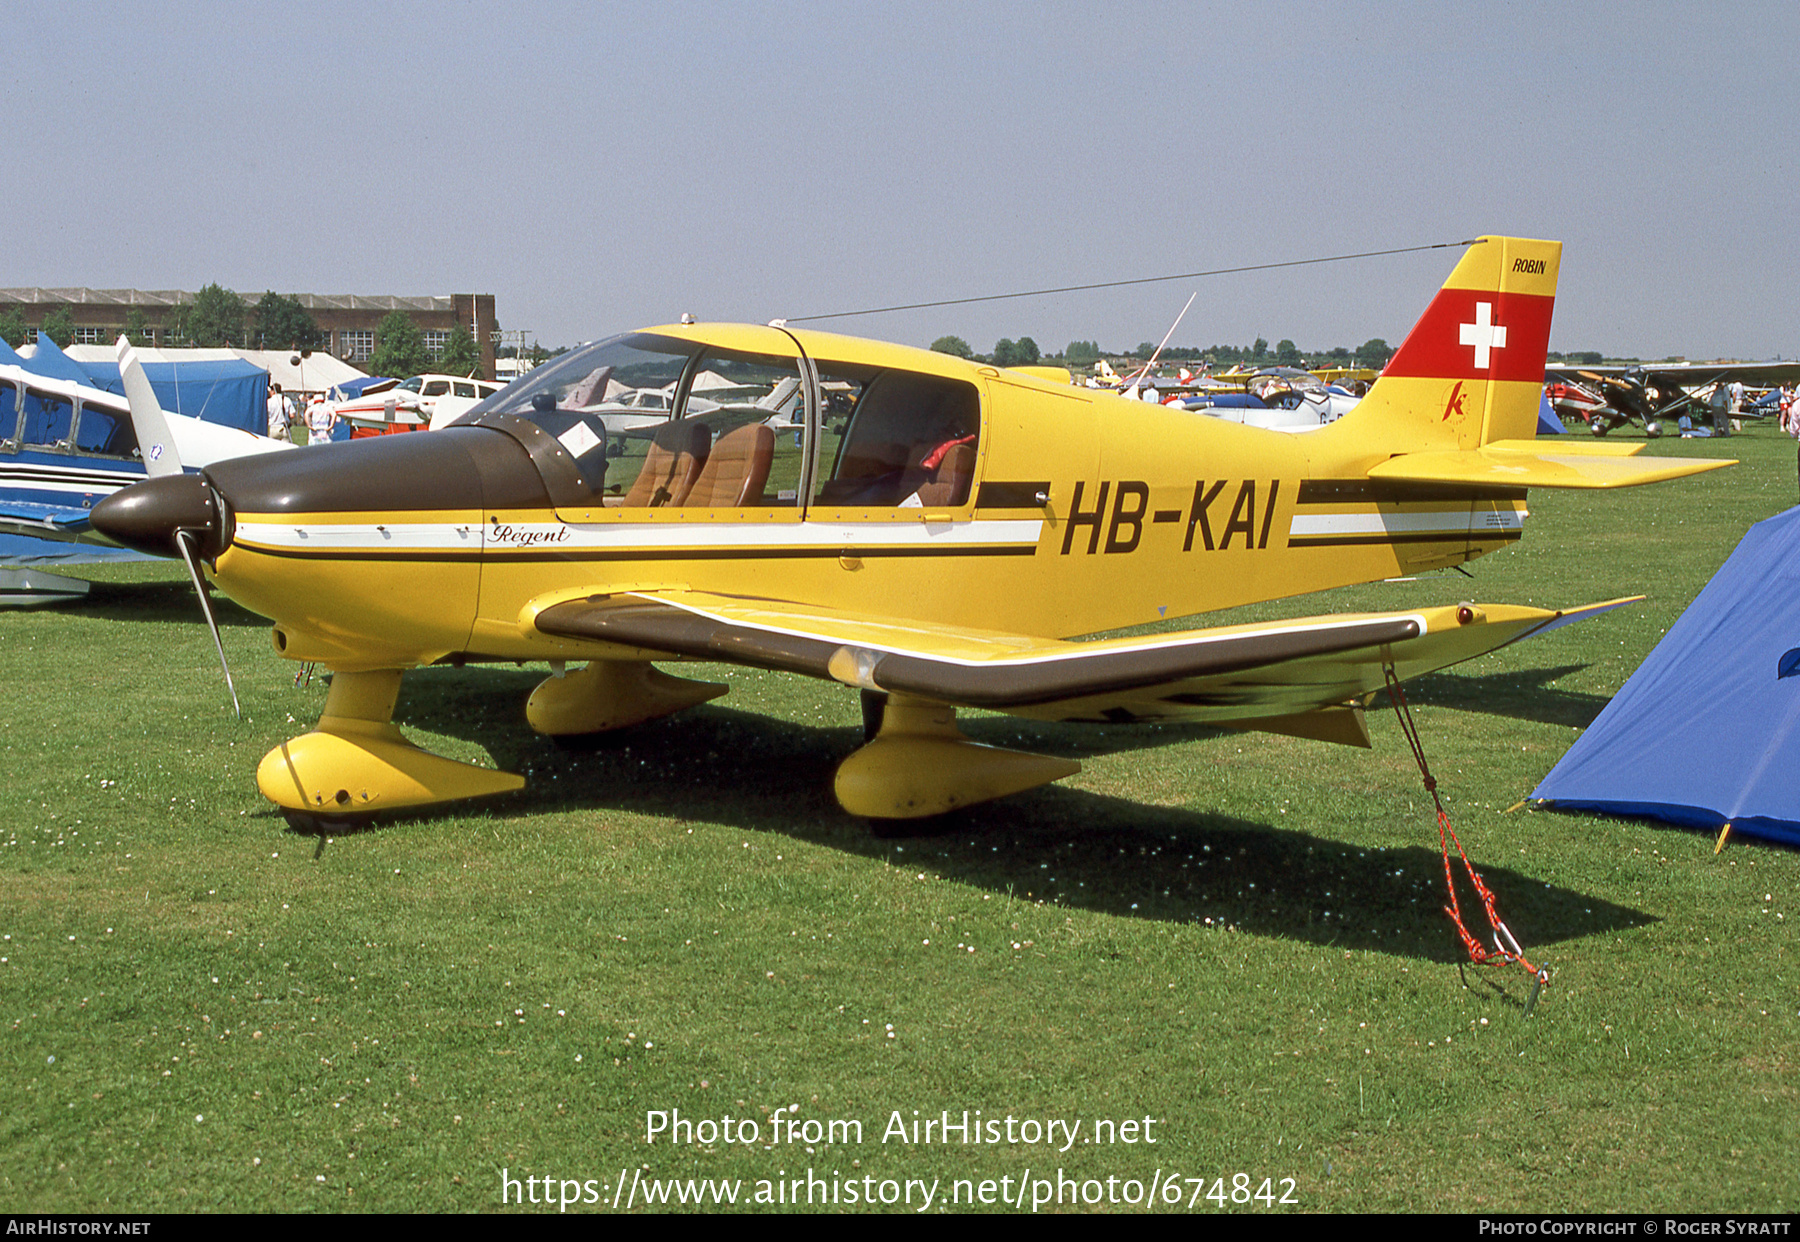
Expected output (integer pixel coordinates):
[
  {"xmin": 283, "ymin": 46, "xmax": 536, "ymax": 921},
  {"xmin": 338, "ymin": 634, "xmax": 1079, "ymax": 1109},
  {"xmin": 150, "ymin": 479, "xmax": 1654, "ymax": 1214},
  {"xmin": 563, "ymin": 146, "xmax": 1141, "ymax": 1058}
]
[
  {"xmin": 1543, "ymin": 360, "xmax": 1800, "ymax": 437},
  {"xmin": 0, "ymin": 352, "xmax": 289, "ymax": 603},
  {"xmin": 93, "ymin": 237, "xmax": 1733, "ymax": 830}
]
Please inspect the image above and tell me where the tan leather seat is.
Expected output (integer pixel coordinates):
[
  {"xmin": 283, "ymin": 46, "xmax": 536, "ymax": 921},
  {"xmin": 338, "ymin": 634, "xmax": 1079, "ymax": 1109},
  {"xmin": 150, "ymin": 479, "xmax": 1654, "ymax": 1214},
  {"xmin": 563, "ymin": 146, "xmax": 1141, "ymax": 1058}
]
[
  {"xmin": 684, "ymin": 423, "xmax": 774, "ymax": 507},
  {"xmin": 621, "ymin": 421, "xmax": 710, "ymax": 507},
  {"xmin": 909, "ymin": 441, "xmax": 976, "ymax": 507}
]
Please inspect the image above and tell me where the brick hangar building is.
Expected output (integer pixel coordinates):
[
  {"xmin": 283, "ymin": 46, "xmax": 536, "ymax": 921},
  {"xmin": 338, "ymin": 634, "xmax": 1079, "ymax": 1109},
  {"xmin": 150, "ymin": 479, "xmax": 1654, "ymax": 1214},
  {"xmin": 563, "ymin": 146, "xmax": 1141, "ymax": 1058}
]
[{"xmin": 0, "ymin": 287, "xmax": 498, "ymax": 380}]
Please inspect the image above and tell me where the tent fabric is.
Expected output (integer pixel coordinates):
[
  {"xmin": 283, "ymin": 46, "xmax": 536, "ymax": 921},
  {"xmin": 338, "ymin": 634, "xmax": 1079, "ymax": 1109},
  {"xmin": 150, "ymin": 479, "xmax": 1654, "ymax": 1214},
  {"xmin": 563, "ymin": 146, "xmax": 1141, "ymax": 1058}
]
[
  {"xmin": 1537, "ymin": 391, "xmax": 1564, "ymax": 435},
  {"xmin": 1532, "ymin": 506, "xmax": 1800, "ymax": 847},
  {"xmin": 58, "ymin": 351, "xmax": 268, "ymax": 435},
  {"xmin": 225, "ymin": 349, "xmax": 366, "ymax": 395},
  {"xmin": 18, "ymin": 334, "xmax": 94, "ymax": 386},
  {"xmin": 64, "ymin": 344, "xmax": 366, "ymax": 396}
]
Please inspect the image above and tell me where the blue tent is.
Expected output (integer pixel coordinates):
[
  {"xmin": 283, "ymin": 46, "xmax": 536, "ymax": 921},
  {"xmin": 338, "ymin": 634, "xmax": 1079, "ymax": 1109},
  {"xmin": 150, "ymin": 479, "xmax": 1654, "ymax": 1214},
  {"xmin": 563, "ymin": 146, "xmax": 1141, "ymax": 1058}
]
[
  {"xmin": 1533, "ymin": 507, "xmax": 1800, "ymax": 847},
  {"xmin": 21, "ymin": 333, "xmax": 93, "ymax": 385},
  {"xmin": 72, "ymin": 357, "xmax": 268, "ymax": 435},
  {"xmin": 1537, "ymin": 391, "xmax": 1564, "ymax": 435},
  {"xmin": 9, "ymin": 334, "xmax": 268, "ymax": 435}
]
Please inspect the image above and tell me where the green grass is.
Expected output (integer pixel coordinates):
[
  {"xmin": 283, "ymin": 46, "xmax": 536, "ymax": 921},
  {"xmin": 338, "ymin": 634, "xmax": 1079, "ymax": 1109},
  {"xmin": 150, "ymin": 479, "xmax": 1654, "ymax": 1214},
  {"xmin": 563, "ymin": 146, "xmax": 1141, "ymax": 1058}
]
[{"xmin": 1, "ymin": 427, "xmax": 1795, "ymax": 1213}]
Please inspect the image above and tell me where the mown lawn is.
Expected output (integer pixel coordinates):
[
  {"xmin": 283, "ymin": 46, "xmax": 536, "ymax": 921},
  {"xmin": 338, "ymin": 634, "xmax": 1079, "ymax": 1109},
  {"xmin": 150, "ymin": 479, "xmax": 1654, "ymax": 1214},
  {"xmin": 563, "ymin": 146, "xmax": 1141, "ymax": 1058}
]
[{"xmin": 0, "ymin": 425, "xmax": 1793, "ymax": 1213}]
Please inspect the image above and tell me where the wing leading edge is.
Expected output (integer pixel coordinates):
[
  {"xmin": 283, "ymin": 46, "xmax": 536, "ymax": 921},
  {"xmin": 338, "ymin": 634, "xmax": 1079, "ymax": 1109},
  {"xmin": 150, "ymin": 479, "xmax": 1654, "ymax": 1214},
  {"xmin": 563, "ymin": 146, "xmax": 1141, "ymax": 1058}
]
[{"xmin": 532, "ymin": 590, "xmax": 1635, "ymax": 733}]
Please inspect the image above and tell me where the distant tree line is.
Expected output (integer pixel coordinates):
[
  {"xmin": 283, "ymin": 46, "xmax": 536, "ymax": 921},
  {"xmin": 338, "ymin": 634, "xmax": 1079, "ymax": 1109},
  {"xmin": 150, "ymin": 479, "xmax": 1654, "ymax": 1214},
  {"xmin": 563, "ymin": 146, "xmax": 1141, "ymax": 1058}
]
[
  {"xmin": 0, "ymin": 289, "xmax": 485, "ymax": 379},
  {"xmin": 929, "ymin": 332, "xmax": 1397, "ymax": 369},
  {"xmin": 921, "ymin": 334, "xmax": 1670, "ymax": 372}
]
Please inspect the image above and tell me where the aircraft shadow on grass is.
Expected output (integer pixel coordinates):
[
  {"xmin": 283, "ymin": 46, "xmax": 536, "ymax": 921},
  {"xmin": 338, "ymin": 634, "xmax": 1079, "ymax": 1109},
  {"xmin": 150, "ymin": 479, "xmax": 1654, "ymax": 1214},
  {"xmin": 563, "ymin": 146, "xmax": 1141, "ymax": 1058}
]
[
  {"xmin": 64, "ymin": 578, "xmax": 267, "ymax": 628},
  {"xmin": 1389, "ymin": 664, "xmax": 1611, "ymax": 730},
  {"xmin": 300, "ymin": 667, "xmax": 1654, "ymax": 974}
]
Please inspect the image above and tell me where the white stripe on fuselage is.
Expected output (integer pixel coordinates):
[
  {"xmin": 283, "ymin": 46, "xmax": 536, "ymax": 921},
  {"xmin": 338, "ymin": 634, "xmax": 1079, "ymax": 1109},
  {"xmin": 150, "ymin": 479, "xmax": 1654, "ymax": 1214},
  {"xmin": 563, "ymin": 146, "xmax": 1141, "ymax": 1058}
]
[
  {"xmin": 232, "ymin": 517, "xmax": 1046, "ymax": 555},
  {"xmin": 1288, "ymin": 508, "xmax": 1526, "ymax": 538}
]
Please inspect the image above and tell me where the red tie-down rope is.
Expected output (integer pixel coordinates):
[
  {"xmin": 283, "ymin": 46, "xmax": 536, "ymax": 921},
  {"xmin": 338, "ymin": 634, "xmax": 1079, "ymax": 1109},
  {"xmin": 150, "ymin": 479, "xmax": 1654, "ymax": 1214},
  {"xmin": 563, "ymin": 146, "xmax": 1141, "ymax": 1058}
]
[{"xmin": 1383, "ymin": 664, "xmax": 1550, "ymax": 1007}]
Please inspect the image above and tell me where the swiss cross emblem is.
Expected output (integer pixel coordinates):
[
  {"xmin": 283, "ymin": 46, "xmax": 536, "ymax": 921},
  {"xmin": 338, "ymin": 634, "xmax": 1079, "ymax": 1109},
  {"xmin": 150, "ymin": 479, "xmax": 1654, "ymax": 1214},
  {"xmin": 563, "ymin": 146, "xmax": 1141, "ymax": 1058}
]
[{"xmin": 1458, "ymin": 301, "xmax": 1507, "ymax": 370}]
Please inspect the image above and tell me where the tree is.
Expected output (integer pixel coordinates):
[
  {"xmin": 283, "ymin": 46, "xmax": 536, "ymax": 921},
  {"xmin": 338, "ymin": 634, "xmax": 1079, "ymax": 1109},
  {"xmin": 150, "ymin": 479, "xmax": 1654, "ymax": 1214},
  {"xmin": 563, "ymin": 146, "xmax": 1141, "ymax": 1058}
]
[
  {"xmin": 1275, "ymin": 338, "xmax": 1300, "ymax": 365},
  {"xmin": 440, "ymin": 324, "xmax": 482, "ymax": 376},
  {"xmin": 1134, "ymin": 342, "xmax": 1157, "ymax": 361},
  {"xmin": 1355, "ymin": 337, "xmax": 1391, "ymax": 368},
  {"xmin": 992, "ymin": 339, "xmax": 1019, "ymax": 366},
  {"xmin": 1014, "ymin": 337, "xmax": 1040, "ymax": 366},
  {"xmin": 39, "ymin": 305, "xmax": 76, "ymax": 348},
  {"xmin": 123, "ymin": 307, "xmax": 154, "ymax": 347},
  {"xmin": 369, "ymin": 311, "xmax": 427, "ymax": 378},
  {"xmin": 0, "ymin": 305, "xmax": 26, "ymax": 348},
  {"xmin": 254, "ymin": 291, "xmax": 323, "ymax": 351},
  {"xmin": 1063, "ymin": 340, "xmax": 1101, "ymax": 365},
  {"xmin": 186, "ymin": 284, "xmax": 247, "ymax": 347},
  {"xmin": 1251, "ymin": 337, "xmax": 1268, "ymax": 361},
  {"xmin": 929, "ymin": 335, "xmax": 973, "ymax": 358}
]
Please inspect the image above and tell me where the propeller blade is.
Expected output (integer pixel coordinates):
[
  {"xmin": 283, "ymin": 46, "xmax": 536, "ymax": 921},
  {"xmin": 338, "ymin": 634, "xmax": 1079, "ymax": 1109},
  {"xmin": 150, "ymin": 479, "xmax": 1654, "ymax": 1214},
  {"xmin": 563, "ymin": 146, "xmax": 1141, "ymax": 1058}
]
[
  {"xmin": 116, "ymin": 336, "xmax": 182, "ymax": 477},
  {"xmin": 175, "ymin": 529, "xmax": 240, "ymax": 719}
]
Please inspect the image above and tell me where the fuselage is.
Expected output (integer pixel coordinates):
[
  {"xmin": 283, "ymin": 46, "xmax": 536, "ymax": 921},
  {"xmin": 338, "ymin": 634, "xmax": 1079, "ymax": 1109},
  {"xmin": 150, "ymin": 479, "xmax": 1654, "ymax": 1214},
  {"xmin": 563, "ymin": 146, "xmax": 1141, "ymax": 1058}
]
[{"xmin": 126, "ymin": 324, "xmax": 1527, "ymax": 673}]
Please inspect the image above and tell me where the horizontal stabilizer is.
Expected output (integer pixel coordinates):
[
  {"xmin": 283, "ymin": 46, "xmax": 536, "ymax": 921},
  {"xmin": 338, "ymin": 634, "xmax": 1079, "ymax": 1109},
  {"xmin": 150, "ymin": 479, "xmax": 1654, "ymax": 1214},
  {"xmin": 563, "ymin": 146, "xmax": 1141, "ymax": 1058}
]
[
  {"xmin": 1368, "ymin": 447, "xmax": 1733, "ymax": 489},
  {"xmin": 1481, "ymin": 438, "xmax": 1644, "ymax": 458}
]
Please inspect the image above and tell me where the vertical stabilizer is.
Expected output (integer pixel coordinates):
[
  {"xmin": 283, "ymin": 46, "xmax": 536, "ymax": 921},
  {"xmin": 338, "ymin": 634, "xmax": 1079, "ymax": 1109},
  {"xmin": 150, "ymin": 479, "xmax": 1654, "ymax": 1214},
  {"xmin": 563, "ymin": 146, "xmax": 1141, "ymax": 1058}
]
[{"xmin": 1324, "ymin": 236, "xmax": 1561, "ymax": 453}]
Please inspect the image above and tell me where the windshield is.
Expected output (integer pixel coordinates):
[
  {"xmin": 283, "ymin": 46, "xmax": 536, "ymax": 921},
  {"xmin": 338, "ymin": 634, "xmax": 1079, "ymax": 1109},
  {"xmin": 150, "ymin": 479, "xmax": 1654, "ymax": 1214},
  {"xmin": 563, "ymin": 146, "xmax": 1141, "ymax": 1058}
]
[
  {"xmin": 466, "ymin": 334, "xmax": 696, "ymax": 425},
  {"xmin": 396, "ymin": 376, "xmax": 425, "ymax": 394}
]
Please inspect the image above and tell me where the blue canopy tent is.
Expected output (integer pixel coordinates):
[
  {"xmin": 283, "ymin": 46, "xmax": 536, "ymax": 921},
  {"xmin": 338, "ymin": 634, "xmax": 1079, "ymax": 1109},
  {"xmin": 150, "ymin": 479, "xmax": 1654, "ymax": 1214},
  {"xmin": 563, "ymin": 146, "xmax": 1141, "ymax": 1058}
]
[
  {"xmin": 1537, "ymin": 390, "xmax": 1564, "ymax": 435},
  {"xmin": 1533, "ymin": 507, "xmax": 1800, "ymax": 847},
  {"xmin": 11, "ymin": 334, "xmax": 268, "ymax": 435},
  {"xmin": 72, "ymin": 356, "xmax": 268, "ymax": 435},
  {"xmin": 20, "ymin": 332, "xmax": 93, "ymax": 385}
]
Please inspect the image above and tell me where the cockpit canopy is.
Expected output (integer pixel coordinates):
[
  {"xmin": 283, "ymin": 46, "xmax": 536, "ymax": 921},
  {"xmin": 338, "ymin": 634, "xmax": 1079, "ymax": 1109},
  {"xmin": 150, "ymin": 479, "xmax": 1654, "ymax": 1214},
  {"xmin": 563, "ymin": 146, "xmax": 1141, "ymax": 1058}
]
[{"xmin": 460, "ymin": 331, "xmax": 981, "ymax": 512}]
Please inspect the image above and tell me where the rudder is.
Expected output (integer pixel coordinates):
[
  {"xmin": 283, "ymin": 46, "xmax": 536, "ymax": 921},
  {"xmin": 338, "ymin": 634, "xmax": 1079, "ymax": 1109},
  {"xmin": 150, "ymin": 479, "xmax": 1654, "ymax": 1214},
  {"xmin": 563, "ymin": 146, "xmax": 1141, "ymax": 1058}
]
[{"xmin": 1327, "ymin": 236, "xmax": 1561, "ymax": 453}]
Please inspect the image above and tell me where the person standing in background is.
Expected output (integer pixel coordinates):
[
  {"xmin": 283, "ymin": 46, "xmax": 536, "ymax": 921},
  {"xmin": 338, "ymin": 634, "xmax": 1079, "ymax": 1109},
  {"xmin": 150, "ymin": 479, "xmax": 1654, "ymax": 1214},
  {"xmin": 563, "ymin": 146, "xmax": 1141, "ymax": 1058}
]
[{"xmin": 266, "ymin": 383, "xmax": 291, "ymax": 441}]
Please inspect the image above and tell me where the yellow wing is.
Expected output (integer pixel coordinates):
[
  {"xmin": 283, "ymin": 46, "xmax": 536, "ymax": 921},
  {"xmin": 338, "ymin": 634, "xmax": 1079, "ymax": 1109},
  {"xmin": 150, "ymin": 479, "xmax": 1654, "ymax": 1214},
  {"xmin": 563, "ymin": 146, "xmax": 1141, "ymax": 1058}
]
[{"xmin": 531, "ymin": 589, "xmax": 1635, "ymax": 742}]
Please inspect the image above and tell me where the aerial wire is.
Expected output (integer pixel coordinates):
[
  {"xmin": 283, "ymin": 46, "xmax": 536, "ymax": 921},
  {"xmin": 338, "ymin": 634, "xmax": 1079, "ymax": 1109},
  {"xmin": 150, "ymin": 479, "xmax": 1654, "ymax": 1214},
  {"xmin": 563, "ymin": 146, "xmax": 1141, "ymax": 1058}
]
[{"xmin": 786, "ymin": 238, "xmax": 1484, "ymax": 323}]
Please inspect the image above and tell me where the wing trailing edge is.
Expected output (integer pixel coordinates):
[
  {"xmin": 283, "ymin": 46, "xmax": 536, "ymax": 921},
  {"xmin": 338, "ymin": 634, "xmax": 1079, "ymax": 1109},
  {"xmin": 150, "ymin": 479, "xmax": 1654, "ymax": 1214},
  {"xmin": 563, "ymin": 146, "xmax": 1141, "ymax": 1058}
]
[{"xmin": 531, "ymin": 590, "xmax": 1637, "ymax": 732}]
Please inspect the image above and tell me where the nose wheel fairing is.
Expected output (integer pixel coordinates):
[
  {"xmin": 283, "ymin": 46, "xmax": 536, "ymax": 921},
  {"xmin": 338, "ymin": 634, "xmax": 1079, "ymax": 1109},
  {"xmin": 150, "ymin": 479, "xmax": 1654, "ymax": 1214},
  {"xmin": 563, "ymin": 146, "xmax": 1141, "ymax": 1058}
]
[{"xmin": 256, "ymin": 669, "xmax": 523, "ymax": 820}]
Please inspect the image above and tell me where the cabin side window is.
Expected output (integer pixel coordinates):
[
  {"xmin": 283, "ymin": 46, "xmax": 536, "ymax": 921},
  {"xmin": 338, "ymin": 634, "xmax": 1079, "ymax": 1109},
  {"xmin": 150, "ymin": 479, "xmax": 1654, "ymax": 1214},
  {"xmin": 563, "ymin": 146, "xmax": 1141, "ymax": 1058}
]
[
  {"xmin": 20, "ymin": 389, "xmax": 74, "ymax": 449},
  {"xmin": 71, "ymin": 401, "xmax": 140, "ymax": 459},
  {"xmin": 0, "ymin": 380, "xmax": 18, "ymax": 446},
  {"xmin": 809, "ymin": 367, "xmax": 980, "ymax": 509},
  {"xmin": 666, "ymin": 349, "xmax": 806, "ymax": 509}
]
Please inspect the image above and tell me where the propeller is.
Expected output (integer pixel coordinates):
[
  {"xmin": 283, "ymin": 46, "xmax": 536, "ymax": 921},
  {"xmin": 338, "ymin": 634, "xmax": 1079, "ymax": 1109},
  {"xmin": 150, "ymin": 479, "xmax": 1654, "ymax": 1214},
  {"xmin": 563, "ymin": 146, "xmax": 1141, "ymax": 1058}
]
[
  {"xmin": 117, "ymin": 337, "xmax": 181, "ymax": 477},
  {"xmin": 111, "ymin": 337, "xmax": 241, "ymax": 718}
]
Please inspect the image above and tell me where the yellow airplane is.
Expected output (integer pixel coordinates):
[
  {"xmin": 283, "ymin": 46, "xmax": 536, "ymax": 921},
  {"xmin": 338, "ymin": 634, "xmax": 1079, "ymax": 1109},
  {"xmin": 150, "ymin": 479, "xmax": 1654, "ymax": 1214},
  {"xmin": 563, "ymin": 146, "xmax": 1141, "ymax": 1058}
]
[{"xmin": 92, "ymin": 236, "xmax": 1732, "ymax": 831}]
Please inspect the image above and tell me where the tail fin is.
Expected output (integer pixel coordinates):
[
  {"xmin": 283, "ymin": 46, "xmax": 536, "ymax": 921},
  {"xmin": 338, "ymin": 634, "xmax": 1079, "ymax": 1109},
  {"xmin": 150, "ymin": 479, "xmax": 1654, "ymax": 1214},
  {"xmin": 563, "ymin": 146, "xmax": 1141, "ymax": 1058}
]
[{"xmin": 1328, "ymin": 235, "xmax": 1561, "ymax": 451}]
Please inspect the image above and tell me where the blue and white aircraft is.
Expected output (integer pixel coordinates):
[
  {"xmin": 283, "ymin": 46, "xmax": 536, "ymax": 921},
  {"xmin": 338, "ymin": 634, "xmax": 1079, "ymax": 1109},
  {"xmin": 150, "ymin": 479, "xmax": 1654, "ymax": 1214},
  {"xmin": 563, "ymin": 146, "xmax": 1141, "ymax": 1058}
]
[{"xmin": 0, "ymin": 339, "xmax": 290, "ymax": 603}]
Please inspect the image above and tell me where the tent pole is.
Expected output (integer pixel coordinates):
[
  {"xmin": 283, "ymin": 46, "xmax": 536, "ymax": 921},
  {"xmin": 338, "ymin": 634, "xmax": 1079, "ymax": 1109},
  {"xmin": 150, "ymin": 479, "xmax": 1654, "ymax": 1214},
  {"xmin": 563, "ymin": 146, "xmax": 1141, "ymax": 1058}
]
[{"xmin": 1713, "ymin": 822, "xmax": 1733, "ymax": 855}]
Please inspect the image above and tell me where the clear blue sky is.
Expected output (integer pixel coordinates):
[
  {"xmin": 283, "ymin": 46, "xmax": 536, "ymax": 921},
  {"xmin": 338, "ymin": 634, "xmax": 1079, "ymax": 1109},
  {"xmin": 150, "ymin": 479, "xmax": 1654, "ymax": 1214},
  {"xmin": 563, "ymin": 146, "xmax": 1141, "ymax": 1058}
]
[{"xmin": 6, "ymin": 0, "xmax": 1795, "ymax": 360}]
